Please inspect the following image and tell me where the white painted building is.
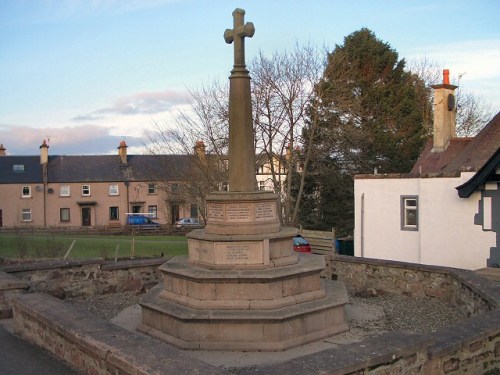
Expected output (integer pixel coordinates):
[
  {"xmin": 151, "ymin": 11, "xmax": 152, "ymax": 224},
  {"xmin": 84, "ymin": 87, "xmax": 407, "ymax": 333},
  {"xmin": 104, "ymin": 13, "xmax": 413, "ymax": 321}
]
[{"xmin": 354, "ymin": 70, "xmax": 500, "ymax": 270}]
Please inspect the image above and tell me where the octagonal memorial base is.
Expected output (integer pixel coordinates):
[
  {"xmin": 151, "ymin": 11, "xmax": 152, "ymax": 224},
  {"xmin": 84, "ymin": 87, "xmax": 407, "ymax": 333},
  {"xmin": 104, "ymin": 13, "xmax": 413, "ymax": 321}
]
[{"xmin": 138, "ymin": 255, "xmax": 349, "ymax": 351}]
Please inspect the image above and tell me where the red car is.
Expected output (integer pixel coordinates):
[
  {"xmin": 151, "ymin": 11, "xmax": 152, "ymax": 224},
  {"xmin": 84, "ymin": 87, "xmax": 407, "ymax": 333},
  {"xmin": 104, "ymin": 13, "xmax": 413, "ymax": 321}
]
[{"xmin": 293, "ymin": 235, "xmax": 311, "ymax": 253}]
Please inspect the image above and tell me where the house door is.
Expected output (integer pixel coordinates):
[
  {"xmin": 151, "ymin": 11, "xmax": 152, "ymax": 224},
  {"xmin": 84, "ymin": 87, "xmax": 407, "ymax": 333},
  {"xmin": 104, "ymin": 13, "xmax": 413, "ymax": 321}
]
[
  {"xmin": 82, "ymin": 207, "xmax": 91, "ymax": 226},
  {"xmin": 132, "ymin": 205, "xmax": 142, "ymax": 214},
  {"xmin": 171, "ymin": 204, "xmax": 179, "ymax": 224}
]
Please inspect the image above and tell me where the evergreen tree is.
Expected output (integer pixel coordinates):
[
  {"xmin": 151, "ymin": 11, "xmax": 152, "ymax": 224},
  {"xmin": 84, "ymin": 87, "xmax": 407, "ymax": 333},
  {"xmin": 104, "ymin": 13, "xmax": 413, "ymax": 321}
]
[{"xmin": 300, "ymin": 28, "xmax": 431, "ymax": 236}]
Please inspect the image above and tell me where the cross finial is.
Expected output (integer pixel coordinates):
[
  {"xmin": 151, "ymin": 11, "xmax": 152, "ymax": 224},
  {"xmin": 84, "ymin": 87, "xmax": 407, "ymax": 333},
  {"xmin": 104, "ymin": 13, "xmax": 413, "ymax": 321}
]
[{"xmin": 224, "ymin": 8, "xmax": 255, "ymax": 67}]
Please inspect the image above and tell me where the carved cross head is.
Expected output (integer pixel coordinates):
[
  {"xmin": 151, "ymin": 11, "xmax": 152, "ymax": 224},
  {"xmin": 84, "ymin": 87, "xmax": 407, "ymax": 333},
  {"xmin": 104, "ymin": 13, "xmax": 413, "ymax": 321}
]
[{"xmin": 224, "ymin": 8, "xmax": 255, "ymax": 67}]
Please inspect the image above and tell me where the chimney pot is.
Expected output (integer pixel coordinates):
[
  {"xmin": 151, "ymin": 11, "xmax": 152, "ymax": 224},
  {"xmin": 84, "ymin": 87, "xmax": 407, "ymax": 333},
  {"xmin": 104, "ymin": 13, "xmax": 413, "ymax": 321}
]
[
  {"xmin": 443, "ymin": 69, "xmax": 450, "ymax": 85},
  {"xmin": 0, "ymin": 144, "xmax": 6, "ymax": 156}
]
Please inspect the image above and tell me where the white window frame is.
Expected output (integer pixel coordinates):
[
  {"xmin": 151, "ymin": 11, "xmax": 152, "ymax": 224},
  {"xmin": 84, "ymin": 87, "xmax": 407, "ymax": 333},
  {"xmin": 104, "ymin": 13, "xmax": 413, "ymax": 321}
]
[
  {"xmin": 401, "ymin": 195, "xmax": 418, "ymax": 231},
  {"xmin": 22, "ymin": 185, "xmax": 31, "ymax": 198},
  {"xmin": 82, "ymin": 185, "xmax": 91, "ymax": 196},
  {"xmin": 22, "ymin": 208, "xmax": 32, "ymax": 222},
  {"xmin": 148, "ymin": 183, "xmax": 157, "ymax": 194},
  {"xmin": 148, "ymin": 205, "xmax": 158, "ymax": 219},
  {"xmin": 60, "ymin": 185, "xmax": 70, "ymax": 197},
  {"xmin": 60, "ymin": 208, "xmax": 70, "ymax": 222},
  {"xmin": 109, "ymin": 184, "xmax": 119, "ymax": 196}
]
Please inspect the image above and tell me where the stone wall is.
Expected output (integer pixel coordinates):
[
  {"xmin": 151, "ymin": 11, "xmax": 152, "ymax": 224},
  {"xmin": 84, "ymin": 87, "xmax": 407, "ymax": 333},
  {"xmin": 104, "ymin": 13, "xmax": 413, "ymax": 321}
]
[
  {"xmin": 0, "ymin": 258, "xmax": 165, "ymax": 298},
  {"xmin": 5, "ymin": 255, "xmax": 500, "ymax": 374},
  {"xmin": 331, "ymin": 254, "xmax": 499, "ymax": 316}
]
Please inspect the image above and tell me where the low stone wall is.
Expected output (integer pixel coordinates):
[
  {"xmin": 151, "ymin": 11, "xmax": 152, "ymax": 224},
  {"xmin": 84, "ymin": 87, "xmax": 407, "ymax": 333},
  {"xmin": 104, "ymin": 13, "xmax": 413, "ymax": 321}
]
[
  {"xmin": 5, "ymin": 255, "xmax": 500, "ymax": 374},
  {"xmin": 0, "ymin": 271, "xmax": 28, "ymax": 318},
  {"xmin": 12, "ymin": 293, "xmax": 222, "ymax": 375},
  {"xmin": 331, "ymin": 254, "xmax": 499, "ymax": 316},
  {"xmin": 0, "ymin": 258, "xmax": 165, "ymax": 298}
]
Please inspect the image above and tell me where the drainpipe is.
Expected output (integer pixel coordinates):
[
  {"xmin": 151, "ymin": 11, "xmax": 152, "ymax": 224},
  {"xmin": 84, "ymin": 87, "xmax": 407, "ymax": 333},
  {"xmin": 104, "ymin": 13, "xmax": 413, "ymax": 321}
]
[
  {"xmin": 361, "ymin": 193, "xmax": 365, "ymax": 257},
  {"xmin": 40, "ymin": 140, "xmax": 49, "ymax": 228}
]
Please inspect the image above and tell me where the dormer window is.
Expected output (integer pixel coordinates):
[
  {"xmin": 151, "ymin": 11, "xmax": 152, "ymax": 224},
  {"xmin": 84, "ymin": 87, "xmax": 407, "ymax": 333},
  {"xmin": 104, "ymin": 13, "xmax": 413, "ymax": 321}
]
[{"xmin": 13, "ymin": 164, "xmax": 24, "ymax": 172}]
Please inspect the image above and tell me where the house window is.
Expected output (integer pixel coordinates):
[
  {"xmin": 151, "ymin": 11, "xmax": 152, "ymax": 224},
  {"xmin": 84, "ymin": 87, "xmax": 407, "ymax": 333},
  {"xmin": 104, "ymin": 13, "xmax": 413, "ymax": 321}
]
[
  {"xmin": 401, "ymin": 196, "xmax": 418, "ymax": 231},
  {"xmin": 109, "ymin": 184, "xmax": 119, "ymax": 196},
  {"xmin": 109, "ymin": 206, "xmax": 119, "ymax": 220},
  {"xmin": 60, "ymin": 208, "xmax": 70, "ymax": 222},
  {"xmin": 190, "ymin": 204, "xmax": 198, "ymax": 218},
  {"xmin": 148, "ymin": 205, "xmax": 158, "ymax": 219},
  {"xmin": 22, "ymin": 186, "xmax": 31, "ymax": 198},
  {"xmin": 258, "ymin": 181, "xmax": 266, "ymax": 191},
  {"xmin": 148, "ymin": 183, "xmax": 157, "ymax": 194},
  {"xmin": 60, "ymin": 185, "xmax": 70, "ymax": 197},
  {"xmin": 82, "ymin": 185, "xmax": 90, "ymax": 196},
  {"xmin": 171, "ymin": 183, "xmax": 179, "ymax": 193},
  {"xmin": 22, "ymin": 208, "xmax": 31, "ymax": 222}
]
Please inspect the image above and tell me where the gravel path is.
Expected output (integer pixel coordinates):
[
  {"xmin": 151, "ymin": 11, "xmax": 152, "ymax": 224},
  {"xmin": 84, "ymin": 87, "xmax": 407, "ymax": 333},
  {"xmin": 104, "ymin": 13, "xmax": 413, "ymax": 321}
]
[
  {"xmin": 67, "ymin": 289, "xmax": 467, "ymax": 335},
  {"xmin": 349, "ymin": 294, "xmax": 466, "ymax": 333}
]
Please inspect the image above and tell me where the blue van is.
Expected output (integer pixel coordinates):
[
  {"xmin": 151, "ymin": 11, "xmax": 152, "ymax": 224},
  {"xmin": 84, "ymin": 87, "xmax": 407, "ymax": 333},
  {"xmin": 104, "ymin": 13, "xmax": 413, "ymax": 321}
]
[{"xmin": 126, "ymin": 215, "xmax": 161, "ymax": 230}]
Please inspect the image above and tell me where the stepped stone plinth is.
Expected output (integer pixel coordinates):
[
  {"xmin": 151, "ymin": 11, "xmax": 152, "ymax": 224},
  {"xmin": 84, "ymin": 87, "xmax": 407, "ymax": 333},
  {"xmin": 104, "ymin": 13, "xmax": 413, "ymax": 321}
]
[{"xmin": 139, "ymin": 8, "xmax": 348, "ymax": 351}]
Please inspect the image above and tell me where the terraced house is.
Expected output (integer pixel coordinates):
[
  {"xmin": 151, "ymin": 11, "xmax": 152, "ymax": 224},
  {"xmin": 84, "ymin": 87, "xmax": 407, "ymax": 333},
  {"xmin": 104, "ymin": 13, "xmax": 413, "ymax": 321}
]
[
  {"xmin": 0, "ymin": 141, "xmax": 202, "ymax": 229},
  {"xmin": 0, "ymin": 140, "xmax": 288, "ymax": 230}
]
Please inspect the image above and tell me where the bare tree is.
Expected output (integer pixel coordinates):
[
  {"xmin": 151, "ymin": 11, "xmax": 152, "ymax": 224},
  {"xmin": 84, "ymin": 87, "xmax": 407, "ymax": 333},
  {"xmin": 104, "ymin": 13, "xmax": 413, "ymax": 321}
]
[
  {"xmin": 145, "ymin": 43, "xmax": 326, "ymax": 226},
  {"xmin": 144, "ymin": 81, "xmax": 230, "ymax": 223},
  {"xmin": 250, "ymin": 43, "xmax": 325, "ymax": 225}
]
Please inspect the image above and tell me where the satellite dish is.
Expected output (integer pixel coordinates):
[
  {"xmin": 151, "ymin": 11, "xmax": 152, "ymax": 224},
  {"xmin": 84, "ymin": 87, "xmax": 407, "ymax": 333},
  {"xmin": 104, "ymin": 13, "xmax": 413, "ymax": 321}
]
[
  {"xmin": 48, "ymin": 188, "xmax": 54, "ymax": 194},
  {"xmin": 35, "ymin": 185, "xmax": 43, "ymax": 192}
]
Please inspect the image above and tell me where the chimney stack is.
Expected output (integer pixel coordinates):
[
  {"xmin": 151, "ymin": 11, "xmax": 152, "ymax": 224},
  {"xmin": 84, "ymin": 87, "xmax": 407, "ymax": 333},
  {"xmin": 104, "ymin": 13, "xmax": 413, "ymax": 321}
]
[
  {"xmin": 40, "ymin": 140, "xmax": 49, "ymax": 164},
  {"xmin": 118, "ymin": 140, "xmax": 128, "ymax": 164},
  {"xmin": 0, "ymin": 144, "xmax": 6, "ymax": 156},
  {"xmin": 194, "ymin": 140, "xmax": 206, "ymax": 162},
  {"xmin": 431, "ymin": 69, "xmax": 458, "ymax": 152}
]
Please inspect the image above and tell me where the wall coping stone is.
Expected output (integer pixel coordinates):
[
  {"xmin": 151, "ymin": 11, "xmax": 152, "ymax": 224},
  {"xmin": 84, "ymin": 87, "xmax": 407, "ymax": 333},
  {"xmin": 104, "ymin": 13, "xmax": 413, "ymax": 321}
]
[
  {"xmin": 332, "ymin": 254, "xmax": 500, "ymax": 309},
  {"xmin": 0, "ymin": 257, "xmax": 168, "ymax": 274},
  {"xmin": 427, "ymin": 308, "xmax": 500, "ymax": 358},
  {"xmin": 0, "ymin": 271, "xmax": 29, "ymax": 290},
  {"xmin": 101, "ymin": 257, "xmax": 167, "ymax": 271},
  {"xmin": 0, "ymin": 258, "xmax": 106, "ymax": 273},
  {"xmin": 12, "ymin": 292, "xmax": 225, "ymax": 375}
]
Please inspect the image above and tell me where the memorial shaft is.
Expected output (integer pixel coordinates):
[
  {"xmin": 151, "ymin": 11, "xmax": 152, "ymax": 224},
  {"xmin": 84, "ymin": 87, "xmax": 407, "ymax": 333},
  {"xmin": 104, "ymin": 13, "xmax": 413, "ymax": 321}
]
[{"xmin": 224, "ymin": 8, "xmax": 256, "ymax": 192}]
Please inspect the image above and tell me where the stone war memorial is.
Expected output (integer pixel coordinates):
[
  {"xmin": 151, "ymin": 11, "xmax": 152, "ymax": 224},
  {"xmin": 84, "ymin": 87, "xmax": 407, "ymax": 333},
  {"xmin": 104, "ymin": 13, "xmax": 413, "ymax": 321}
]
[{"xmin": 138, "ymin": 8, "xmax": 349, "ymax": 351}]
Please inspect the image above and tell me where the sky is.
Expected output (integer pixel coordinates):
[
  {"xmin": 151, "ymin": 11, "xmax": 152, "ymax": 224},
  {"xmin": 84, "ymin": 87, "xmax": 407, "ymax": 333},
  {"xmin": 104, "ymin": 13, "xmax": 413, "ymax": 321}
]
[{"xmin": 1, "ymin": 0, "xmax": 499, "ymax": 156}]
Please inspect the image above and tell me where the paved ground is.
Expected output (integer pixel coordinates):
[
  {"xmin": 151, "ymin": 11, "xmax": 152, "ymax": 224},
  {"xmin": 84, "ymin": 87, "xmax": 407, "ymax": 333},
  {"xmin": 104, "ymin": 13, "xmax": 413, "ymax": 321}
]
[{"xmin": 0, "ymin": 319, "xmax": 81, "ymax": 375}]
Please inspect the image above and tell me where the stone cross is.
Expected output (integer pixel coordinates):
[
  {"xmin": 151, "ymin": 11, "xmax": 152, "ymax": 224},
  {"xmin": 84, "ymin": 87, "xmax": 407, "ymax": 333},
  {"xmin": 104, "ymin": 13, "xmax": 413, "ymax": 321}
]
[
  {"xmin": 224, "ymin": 8, "xmax": 255, "ymax": 68},
  {"xmin": 223, "ymin": 8, "xmax": 256, "ymax": 192}
]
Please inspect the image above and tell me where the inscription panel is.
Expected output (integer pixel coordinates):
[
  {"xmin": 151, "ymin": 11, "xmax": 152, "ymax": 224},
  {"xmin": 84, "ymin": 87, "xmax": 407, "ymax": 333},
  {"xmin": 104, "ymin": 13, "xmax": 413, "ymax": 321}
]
[
  {"xmin": 255, "ymin": 202, "xmax": 276, "ymax": 222},
  {"xmin": 188, "ymin": 239, "xmax": 215, "ymax": 263},
  {"xmin": 207, "ymin": 203, "xmax": 224, "ymax": 222},
  {"xmin": 215, "ymin": 241, "xmax": 263, "ymax": 265},
  {"xmin": 226, "ymin": 204, "xmax": 252, "ymax": 222}
]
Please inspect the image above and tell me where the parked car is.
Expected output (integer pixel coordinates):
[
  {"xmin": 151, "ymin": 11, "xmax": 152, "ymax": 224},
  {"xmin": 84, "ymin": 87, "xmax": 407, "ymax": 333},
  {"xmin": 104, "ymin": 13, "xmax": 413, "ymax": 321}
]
[
  {"xmin": 174, "ymin": 218, "xmax": 203, "ymax": 230},
  {"xmin": 293, "ymin": 235, "xmax": 311, "ymax": 253},
  {"xmin": 126, "ymin": 214, "xmax": 161, "ymax": 230}
]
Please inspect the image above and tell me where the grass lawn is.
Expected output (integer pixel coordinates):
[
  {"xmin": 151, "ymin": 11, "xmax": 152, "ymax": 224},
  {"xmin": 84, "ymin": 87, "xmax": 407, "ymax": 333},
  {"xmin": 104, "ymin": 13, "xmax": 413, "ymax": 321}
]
[{"xmin": 0, "ymin": 233, "xmax": 188, "ymax": 260}]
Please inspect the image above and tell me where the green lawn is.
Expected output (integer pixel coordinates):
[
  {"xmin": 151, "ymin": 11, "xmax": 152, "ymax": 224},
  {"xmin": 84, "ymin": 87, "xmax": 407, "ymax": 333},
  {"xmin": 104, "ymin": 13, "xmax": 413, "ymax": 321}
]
[{"xmin": 0, "ymin": 233, "xmax": 188, "ymax": 260}]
